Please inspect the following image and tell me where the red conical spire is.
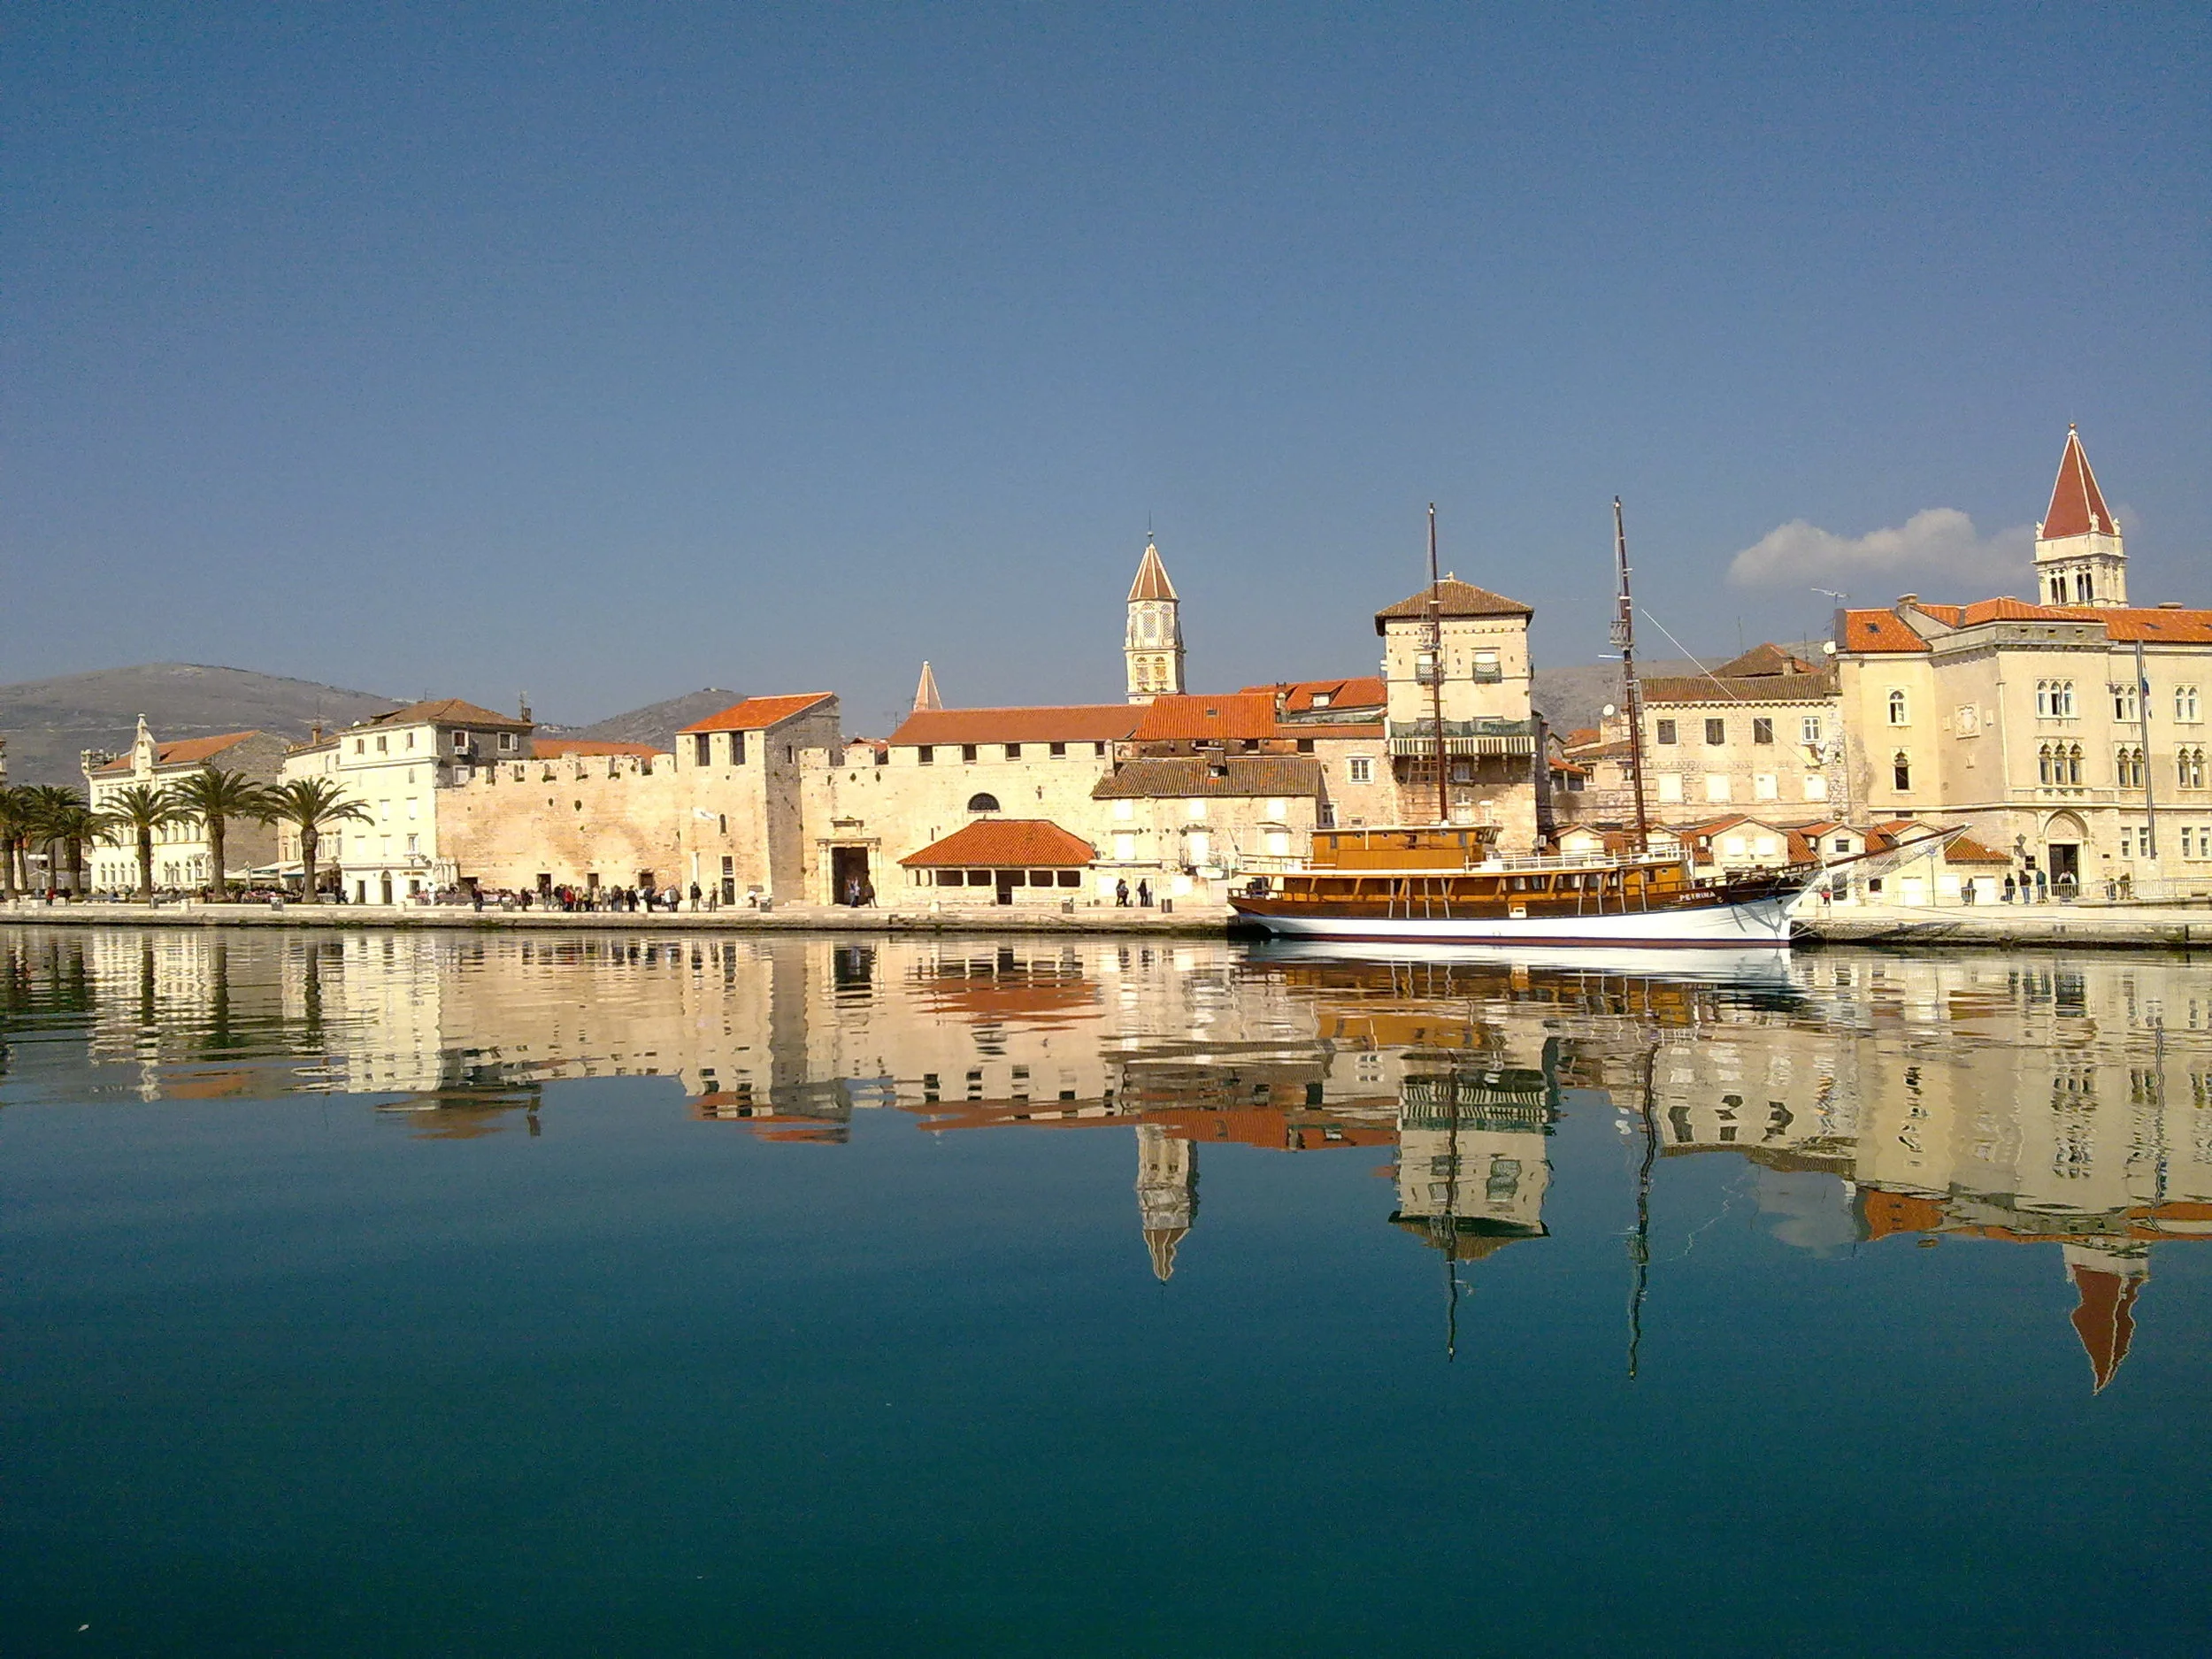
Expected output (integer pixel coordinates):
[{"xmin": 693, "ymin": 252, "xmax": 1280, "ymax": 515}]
[
  {"xmin": 2041, "ymin": 426, "xmax": 2115, "ymax": 540},
  {"xmin": 2067, "ymin": 1263, "xmax": 2140, "ymax": 1394}
]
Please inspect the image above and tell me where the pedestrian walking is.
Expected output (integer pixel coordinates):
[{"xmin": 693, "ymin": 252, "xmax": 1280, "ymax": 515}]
[
  {"xmin": 1116, "ymin": 879, "xmax": 1130, "ymax": 908},
  {"xmin": 1136, "ymin": 879, "xmax": 1151, "ymax": 907}
]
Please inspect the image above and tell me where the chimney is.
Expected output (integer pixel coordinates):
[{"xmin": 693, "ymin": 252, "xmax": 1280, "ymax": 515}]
[
  {"xmin": 1895, "ymin": 594, "xmax": 1918, "ymax": 612},
  {"xmin": 311, "ymin": 721, "xmax": 324, "ymax": 744},
  {"xmin": 2159, "ymin": 601, "xmax": 2185, "ymax": 610},
  {"xmin": 518, "ymin": 692, "xmax": 534, "ymax": 724}
]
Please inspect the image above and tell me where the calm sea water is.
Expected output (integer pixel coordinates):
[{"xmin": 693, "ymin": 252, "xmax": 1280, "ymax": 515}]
[{"xmin": 3, "ymin": 926, "xmax": 2207, "ymax": 1655}]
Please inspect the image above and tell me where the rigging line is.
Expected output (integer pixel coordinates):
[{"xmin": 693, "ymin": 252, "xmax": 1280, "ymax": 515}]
[{"xmin": 1635, "ymin": 608, "xmax": 1754, "ymax": 705}]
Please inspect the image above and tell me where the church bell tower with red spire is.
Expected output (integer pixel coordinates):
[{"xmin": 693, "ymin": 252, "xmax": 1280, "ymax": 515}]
[{"xmin": 2033, "ymin": 426, "xmax": 2128, "ymax": 607}]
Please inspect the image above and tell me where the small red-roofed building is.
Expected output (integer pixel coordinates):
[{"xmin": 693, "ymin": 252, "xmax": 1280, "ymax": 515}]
[{"xmin": 897, "ymin": 818, "xmax": 1095, "ymax": 905}]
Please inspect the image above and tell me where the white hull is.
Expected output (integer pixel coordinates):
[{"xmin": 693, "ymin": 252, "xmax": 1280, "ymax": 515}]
[
  {"xmin": 1242, "ymin": 937, "xmax": 1796, "ymax": 984},
  {"xmin": 1232, "ymin": 892, "xmax": 1799, "ymax": 949}
]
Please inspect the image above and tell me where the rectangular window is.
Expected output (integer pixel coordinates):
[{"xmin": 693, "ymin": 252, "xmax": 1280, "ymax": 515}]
[
  {"xmin": 1893, "ymin": 756, "xmax": 1912, "ymax": 791},
  {"xmin": 917, "ymin": 746, "xmax": 933, "ymax": 764},
  {"xmin": 1471, "ymin": 649, "xmax": 1501, "ymax": 684},
  {"xmin": 405, "ymin": 798, "xmax": 419, "ymax": 819},
  {"xmin": 1656, "ymin": 774, "xmax": 1684, "ymax": 803},
  {"xmin": 961, "ymin": 744, "xmax": 979, "ymax": 763},
  {"xmin": 1415, "ymin": 650, "xmax": 1440, "ymax": 686},
  {"xmin": 405, "ymin": 732, "xmax": 416, "ymax": 750},
  {"xmin": 376, "ymin": 735, "xmax": 388, "ymax": 754},
  {"xmin": 404, "ymin": 833, "xmax": 419, "ymax": 855},
  {"xmin": 1186, "ymin": 799, "xmax": 1209, "ymax": 820},
  {"xmin": 355, "ymin": 739, "xmax": 365, "ymax": 755},
  {"xmin": 500, "ymin": 733, "xmax": 518, "ymax": 753},
  {"xmin": 1801, "ymin": 716, "xmax": 1822, "ymax": 745},
  {"xmin": 1113, "ymin": 798, "xmax": 1134, "ymax": 820},
  {"xmin": 378, "ymin": 799, "xmax": 391, "ymax": 821},
  {"xmin": 1803, "ymin": 774, "xmax": 1829, "ymax": 801},
  {"xmin": 1752, "ymin": 718, "xmax": 1774, "ymax": 744},
  {"xmin": 1113, "ymin": 833, "xmax": 1138, "ymax": 861},
  {"xmin": 730, "ymin": 732, "xmax": 746, "ymax": 765},
  {"xmin": 1704, "ymin": 774, "xmax": 1731, "ymax": 803},
  {"xmin": 1705, "ymin": 718, "xmax": 1726, "ymax": 746},
  {"xmin": 451, "ymin": 731, "xmax": 469, "ymax": 753},
  {"xmin": 695, "ymin": 733, "xmax": 710, "ymax": 766},
  {"xmin": 1348, "ymin": 757, "xmax": 1373, "ymax": 783},
  {"xmin": 1754, "ymin": 773, "xmax": 1778, "ymax": 800},
  {"xmin": 1655, "ymin": 719, "xmax": 1678, "ymax": 745},
  {"xmin": 1005, "ymin": 743, "xmax": 1021, "ymax": 759},
  {"xmin": 1094, "ymin": 741, "xmax": 1109, "ymax": 757},
  {"xmin": 1049, "ymin": 741, "xmax": 1066, "ymax": 757}
]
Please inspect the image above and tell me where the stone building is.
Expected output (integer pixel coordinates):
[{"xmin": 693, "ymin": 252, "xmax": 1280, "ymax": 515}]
[
  {"xmin": 1372, "ymin": 577, "xmax": 1541, "ymax": 849},
  {"xmin": 1639, "ymin": 643, "xmax": 1845, "ymax": 821},
  {"xmin": 1832, "ymin": 429, "xmax": 2211, "ymax": 897},
  {"xmin": 84, "ymin": 719, "xmax": 287, "ymax": 891},
  {"xmin": 280, "ymin": 697, "xmax": 536, "ymax": 902}
]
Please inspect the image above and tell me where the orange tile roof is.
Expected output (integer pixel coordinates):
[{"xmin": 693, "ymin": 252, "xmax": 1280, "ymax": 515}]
[
  {"xmin": 2068, "ymin": 1264, "xmax": 2139, "ymax": 1394},
  {"xmin": 887, "ymin": 704, "xmax": 1141, "ymax": 746},
  {"xmin": 899, "ymin": 818, "xmax": 1097, "ymax": 868},
  {"xmin": 1374, "ymin": 577, "xmax": 1532, "ymax": 633},
  {"xmin": 532, "ymin": 739, "xmax": 666, "ymax": 759},
  {"xmin": 365, "ymin": 698, "xmax": 532, "ymax": 729},
  {"xmin": 2041, "ymin": 426, "xmax": 2116, "ymax": 540},
  {"xmin": 1840, "ymin": 609, "xmax": 1931, "ymax": 652},
  {"xmin": 679, "ymin": 693, "xmax": 835, "ymax": 733},
  {"xmin": 1711, "ymin": 642, "xmax": 1819, "ymax": 678},
  {"xmin": 2102, "ymin": 606, "xmax": 2212, "ymax": 643},
  {"xmin": 1240, "ymin": 676, "xmax": 1388, "ymax": 713},
  {"xmin": 1132, "ymin": 693, "xmax": 1287, "ymax": 742},
  {"xmin": 88, "ymin": 730, "xmax": 268, "ymax": 774}
]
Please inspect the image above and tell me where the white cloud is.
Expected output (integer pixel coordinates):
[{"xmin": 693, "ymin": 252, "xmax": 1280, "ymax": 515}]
[{"xmin": 1727, "ymin": 509, "xmax": 2033, "ymax": 591}]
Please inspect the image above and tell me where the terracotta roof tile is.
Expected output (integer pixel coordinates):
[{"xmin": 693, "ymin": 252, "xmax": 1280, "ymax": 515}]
[
  {"xmin": 898, "ymin": 818, "xmax": 1097, "ymax": 867},
  {"xmin": 1711, "ymin": 642, "xmax": 1818, "ymax": 678},
  {"xmin": 1240, "ymin": 676, "xmax": 1387, "ymax": 713},
  {"xmin": 365, "ymin": 698, "xmax": 533, "ymax": 729},
  {"xmin": 2041, "ymin": 427, "xmax": 2116, "ymax": 540},
  {"xmin": 1642, "ymin": 668, "xmax": 1837, "ymax": 704},
  {"xmin": 1132, "ymin": 693, "xmax": 1288, "ymax": 742},
  {"xmin": 88, "ymin": 731, "xmax": 269, "ymax": 774},
  {"xmin": 679, "ymin": 693, "xmax": 835, "ymax": 734},
  {"xmin": 1091, "ymin": 756, "xmax": 1325, "ymax": 799},
  {"xmin": 1374, "ymin": 577, "xmax": 1532, "ymax": 634},
  {"xmin": 1841, "ymin": 610, "xmax": 1932, "ymax": 653},
  {"xmin": 888, "ymin": 704, "xmax": 1141, "ymax": 746}
]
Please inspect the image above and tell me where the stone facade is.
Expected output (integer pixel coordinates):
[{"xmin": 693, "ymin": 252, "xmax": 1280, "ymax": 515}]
[
  {"xmin": 1638, "ymin": 645, "xmax": 1846, "ymax": 823},
  {"xmin": 84, "ymin": 720, "xmax": 287, "ymax": 891},
  {"xmin": 1373, "ymin": 577, "xmax": 1542, "ymax": 850}
]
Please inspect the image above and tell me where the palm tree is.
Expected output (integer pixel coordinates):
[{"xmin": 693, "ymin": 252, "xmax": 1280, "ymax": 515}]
[
  {"xmin": 0, "ymin": 787, "xmax": 29, "ymax": 900},
  {"xmin": 21, "ymin": 785, "xmax": 88, "ymax": 895},
  {"xmin": 167, "ymin": 767, "xmax": 275, "ymax": 901},
  {"xmin": 96, "ymin": 783, "xmax": 186, "ymax": 902},
  {"xmin": 262, "ymin": 778, "xmax": 371, "ymax": 903}
]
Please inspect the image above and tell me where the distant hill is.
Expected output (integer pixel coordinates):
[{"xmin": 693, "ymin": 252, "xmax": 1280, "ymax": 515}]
[
  {"xmin": 1532, "ymin": 658, "xmax": 1695, "ymax": 737},
  {"xmin": 557, "ymin": 689, "xmax": 741, "ymax": 751},
  {"xmin": 0, "ymin": 664, "xmax": 397, "ymax": 787}
]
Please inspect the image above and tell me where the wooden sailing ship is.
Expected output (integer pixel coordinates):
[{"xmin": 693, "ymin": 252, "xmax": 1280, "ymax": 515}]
[{"xmin": 1229, "ymin": 502, "xmax": 1819, "ymax": 948}]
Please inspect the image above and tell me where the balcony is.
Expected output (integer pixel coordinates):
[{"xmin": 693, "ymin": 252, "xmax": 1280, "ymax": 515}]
[{"xmin": 1386, "ymin": 718, "xmax": 1537, "ymax": 758}]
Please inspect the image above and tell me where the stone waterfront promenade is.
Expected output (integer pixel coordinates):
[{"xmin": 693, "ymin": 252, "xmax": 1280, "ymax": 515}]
[
  {"xmin": 0, "ymin": 897, "xmax": 1236, "ymax": 939},
  {"xmin": 4, "ymin": 895, "xmax": 2208, "ymax": 950}
]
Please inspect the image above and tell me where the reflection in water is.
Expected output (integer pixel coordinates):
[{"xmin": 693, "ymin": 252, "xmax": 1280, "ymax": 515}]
[{"xmin": 4, "ymin": 926, "xmax": 2208, "ymax": 1391}]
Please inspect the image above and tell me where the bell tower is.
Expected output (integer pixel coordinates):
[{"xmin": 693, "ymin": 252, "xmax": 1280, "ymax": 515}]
[
  {"xmin": 1125, "ymin": 537, "xmax": 1185, "ymax": 703},
  {"xmin": 2033, "ymin": 426, "xmax": 2127, "ymax": 607}
]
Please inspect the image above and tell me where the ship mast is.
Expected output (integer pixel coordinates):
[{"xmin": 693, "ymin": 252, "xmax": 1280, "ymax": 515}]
[
  {"xmin": 1427, "ymin": 503, "xmax": 1448, "ymax": 826},
  {"xmin": 1613, "ymin": 498, "xmax": 1651, "ymax": 855}
]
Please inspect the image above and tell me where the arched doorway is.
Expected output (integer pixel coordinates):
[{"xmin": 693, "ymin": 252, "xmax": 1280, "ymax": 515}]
[{"xmin": 2042, "ymin": 810, "xmax": 2086, "ymax": 897}]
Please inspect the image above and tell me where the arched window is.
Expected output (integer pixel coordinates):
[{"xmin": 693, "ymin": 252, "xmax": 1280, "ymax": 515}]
[
  {"xmin": 2116, "ymin": 748, "xmax": 2142, "ymax": 789},
  {"xmin": 2179, "ymin": 686, "xmax": 2201, "ymax": 722},
  {"xmin": 2057, "ymin": 681, "xmax": 2076, "ymax": 717},
  {"xmin": 2065, "ymin": 744, "xmax": 2083, "ymax": 786},
  {"xmin": 1892, "ymin": 751, "xmax": 1911, "ymax": 792},
  {"xmin": 2181, "ymin": 748, "xmax": 2207, "ymax": 790},
  {"xmin": 2075, "ymin": 571, "xmax": 2093, "ymax": 603},
  {"xmin": 965, "ymin": 793, "xmax": 1001, "ymax": 813},
  {"xmin": 2049, "ymin": 575, "xmax": 2067, "ymax": 605},
  {"xmin": 1887, "ymin": 689, "xmax": 1908, "ymax": 726},
  {"xmin": 2037, "ymin": 744, "xmax": 2055, "ymax": 786}
]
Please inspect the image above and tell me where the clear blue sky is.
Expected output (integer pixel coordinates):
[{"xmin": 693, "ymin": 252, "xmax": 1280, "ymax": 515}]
[{"xmin": 4, "ymin": 3, "xmax": 2205, "ymax": 734}]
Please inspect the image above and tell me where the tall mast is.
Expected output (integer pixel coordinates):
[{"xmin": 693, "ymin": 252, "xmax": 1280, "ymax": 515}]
[
  {"xmin": 1625, "ymin": 1037, "xmax": 1659, "ymax": 1379},
  {"xmin": 1427, "ymin": 503, "xmax": 1448, "ymax": 826},
  {"xmin": 1613, "ymin": 498, "xmax": 1651, "ymax": 854}
]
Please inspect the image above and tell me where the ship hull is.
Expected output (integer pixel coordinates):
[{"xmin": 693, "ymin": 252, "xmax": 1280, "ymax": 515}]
[{"xmin": 1228, "ymin": 891, "xmax": 1799, "ymax": 948}]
